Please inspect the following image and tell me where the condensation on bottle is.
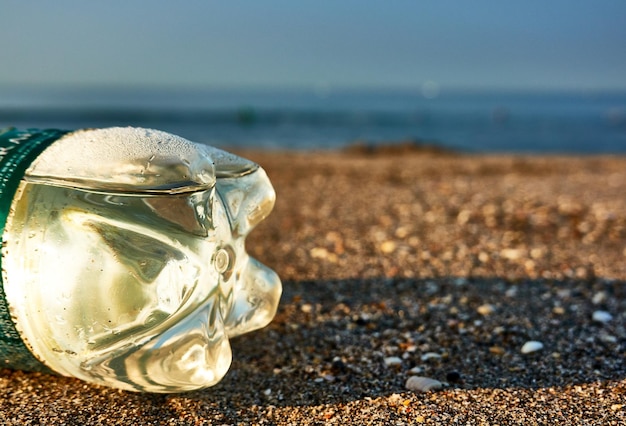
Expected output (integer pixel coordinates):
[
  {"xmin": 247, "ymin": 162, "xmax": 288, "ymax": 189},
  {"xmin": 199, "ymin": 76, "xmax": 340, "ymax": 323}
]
[{"xmin": 0, "ymin": 127, "xmax": 281, "ymax": 393}]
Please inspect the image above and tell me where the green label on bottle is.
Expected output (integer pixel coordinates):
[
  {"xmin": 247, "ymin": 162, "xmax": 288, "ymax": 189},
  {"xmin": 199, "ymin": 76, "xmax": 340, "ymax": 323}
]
[{"xmin": 0, "ymin": 128, "xmax": 69, "ymax": 372}]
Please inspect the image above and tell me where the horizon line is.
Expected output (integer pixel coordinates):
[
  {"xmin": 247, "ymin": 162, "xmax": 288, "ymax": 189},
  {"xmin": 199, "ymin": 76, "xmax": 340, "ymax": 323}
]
[{"xmin": 2, "ymin": 82, "xmax": 626, "ymax": 96}]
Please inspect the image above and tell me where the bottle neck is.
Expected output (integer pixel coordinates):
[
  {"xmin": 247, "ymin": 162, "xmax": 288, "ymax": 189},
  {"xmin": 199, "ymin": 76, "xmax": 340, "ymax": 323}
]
[{"xmin": 0, "ymin": 128, "xmax": 69, "ymax": 372}]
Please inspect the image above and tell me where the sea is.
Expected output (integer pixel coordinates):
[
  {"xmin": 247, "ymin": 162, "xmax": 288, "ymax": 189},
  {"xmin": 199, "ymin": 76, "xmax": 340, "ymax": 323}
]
[{"xmin": 1, "ymin": 87, "xmax": 625, "ymax": 154}]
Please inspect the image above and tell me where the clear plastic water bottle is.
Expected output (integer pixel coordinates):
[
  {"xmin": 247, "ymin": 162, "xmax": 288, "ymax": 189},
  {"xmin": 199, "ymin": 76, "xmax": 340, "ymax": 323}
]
[{"xmin": 0, "ymin": 127, "xmax": 281, "ymax": 393}]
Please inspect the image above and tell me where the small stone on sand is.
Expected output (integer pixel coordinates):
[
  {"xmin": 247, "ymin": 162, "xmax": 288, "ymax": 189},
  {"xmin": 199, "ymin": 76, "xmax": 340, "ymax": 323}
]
[
  {"xmin": 405, "ymin": 376, "xmax": 443, "ymax": 393},
  {"xmin": 420, "ymin": 352, "xmax": 442, "ymax": 362},
  {"xmin": 477, "ymin": 304, "xmax": 496, "ymax": 316},
  {"xmin": 521, "ymin": 341, "xmax": 544, "ymax": 354},
  {"xmin": 592, "ymin": 310, "xmax": 613, "ymax": 323},
  {"xmin": 383, "ymin": 356, "xmax": 403, "ymax": 367}
]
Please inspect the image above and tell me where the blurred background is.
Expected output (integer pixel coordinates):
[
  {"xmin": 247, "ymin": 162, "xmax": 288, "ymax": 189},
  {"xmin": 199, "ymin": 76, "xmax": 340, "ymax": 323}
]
[{"xmin": 1, "ymin": 0, "xmax": 625, "ymax": 153}]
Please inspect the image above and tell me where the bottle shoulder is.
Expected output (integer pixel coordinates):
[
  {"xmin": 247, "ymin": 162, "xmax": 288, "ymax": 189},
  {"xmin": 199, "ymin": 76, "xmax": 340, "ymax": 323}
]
[{"xmin": 26, "ymin": 127, "xmax": 258, "ymax": 194}]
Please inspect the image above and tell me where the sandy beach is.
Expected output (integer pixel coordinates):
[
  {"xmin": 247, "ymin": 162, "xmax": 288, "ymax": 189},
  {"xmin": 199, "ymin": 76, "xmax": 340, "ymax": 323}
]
[{"xmin": 1, "ymin": 148, "xmax": 625, "ymax": 425}]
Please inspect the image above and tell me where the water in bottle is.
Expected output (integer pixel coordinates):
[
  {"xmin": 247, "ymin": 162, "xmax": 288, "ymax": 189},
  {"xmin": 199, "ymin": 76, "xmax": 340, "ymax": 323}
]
[{"xmin": 0, "ymin": 127, "xmax": 281, "ymax": 392}]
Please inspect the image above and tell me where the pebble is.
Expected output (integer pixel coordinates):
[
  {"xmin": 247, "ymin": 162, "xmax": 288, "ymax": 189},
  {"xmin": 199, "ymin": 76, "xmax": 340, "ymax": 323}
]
[
  {"xmin": 309, "ymin": 247, "xmax": 338, "ymax": 263},
  {"xmin": 379, "ymin": 240, "xmax": 397, "ymax": 254},
  {"xmin": 592, "ymin": 310, "xmax": 613, "ymax": 323},
  {"xmin": 408, "ymin": 366, "xmax": 424, "ymax": 375},
  {"xmin": 446, "ymin": 371, "xmax": 462, "ymax": 383},
  {"xmin": 405, "ymin": 376, "xmax": 443, "ymax": 393},
  {"xmin": 521, "ymin": 341, "xmax": 544, "ymax": 354},
  {"xmin": 599, "ymin": 333, "xmax": 617, "ymax": 343},
  {"xmin": 420, "ymin": 352, "xmax": 442, "ymax": 362},
  {"xmin": 383, "ymin": 356, "xmax": 403, "ymax": 367},
  {"xmin": 592, "ymin": 291, "xmax": 607, "ymax": 305},
  {"xmin": 500, "ymin": 248, "xmax": 523, "ymax": 260},
  {"xmin": 477, "ymin": 304, "xmax": 496, "ymax": 316},
  {"xmin": 330, "ymin": 358, "xmax": 347, "ymax": 374},
  {"xmin": 505, "ymin": 287, "xmax": 518, "ymax": 298},
  {"xmin": 489, "ymin": 345, "xmax": 506, "ymax": 355}
]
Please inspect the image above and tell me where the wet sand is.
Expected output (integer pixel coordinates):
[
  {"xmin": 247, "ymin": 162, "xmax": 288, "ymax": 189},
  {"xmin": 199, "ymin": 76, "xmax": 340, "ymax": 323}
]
[{"xmin": 1, "ymin": 148, "xmax": 625, "ymax": 425}]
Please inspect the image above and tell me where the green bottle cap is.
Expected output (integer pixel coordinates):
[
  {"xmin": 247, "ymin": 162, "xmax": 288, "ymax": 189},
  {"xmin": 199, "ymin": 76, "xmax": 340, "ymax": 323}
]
[{"xmin": 0, "ymin": 128, "xmax": 69, "ymax": 372}]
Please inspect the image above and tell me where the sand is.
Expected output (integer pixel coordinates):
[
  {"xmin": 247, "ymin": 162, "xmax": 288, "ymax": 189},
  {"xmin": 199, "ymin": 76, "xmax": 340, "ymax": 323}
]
[{"xmin": 1, "ymin": 148, "xmax": 625, "ymax": 425}]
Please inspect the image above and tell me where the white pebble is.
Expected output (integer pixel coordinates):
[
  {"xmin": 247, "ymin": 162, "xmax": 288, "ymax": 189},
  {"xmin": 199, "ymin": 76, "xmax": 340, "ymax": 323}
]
[
  {"xmin": 409, "ymin": 366, "xmax": 424, "ymax": 375},
  {"xmin": 592, "ymin": 291, "xmax": 607, "ymax": 305},
  {"xmin": 505, "ymin": 287, "xmax": 518, "ymax": 298},
  {"xmin": 405, "ymin": 376, "xmax": 443, "ymax": 393},
  {"xmin": 420, "ymin": 352, "xmax": 442, "ymax": 362},
  {"xmin": 599, "ymin": 333, "xmax": 617, "ymax": 343},
  {"xmin": 521, "ymin": 341, "xmax": 544, "ymax": 354},
  {"xmin": 384, "ymin": 356, "xmax": 403, "ymax": 367},
  {"xmin": 592, "ymin": 310, "xmax": 613, "ymax": 323}
]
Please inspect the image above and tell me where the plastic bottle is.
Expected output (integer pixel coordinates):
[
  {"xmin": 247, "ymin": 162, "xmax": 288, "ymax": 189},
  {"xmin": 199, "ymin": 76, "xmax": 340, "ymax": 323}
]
[{"xmin": 0, "ymin": 127, "xmax": 281, "ymax": 393}]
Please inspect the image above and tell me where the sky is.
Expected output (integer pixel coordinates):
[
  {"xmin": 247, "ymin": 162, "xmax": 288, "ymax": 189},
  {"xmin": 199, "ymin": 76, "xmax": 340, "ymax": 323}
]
[{"xmin": 1, "ymin": 1, "xmax": 625, "ymax": 92}]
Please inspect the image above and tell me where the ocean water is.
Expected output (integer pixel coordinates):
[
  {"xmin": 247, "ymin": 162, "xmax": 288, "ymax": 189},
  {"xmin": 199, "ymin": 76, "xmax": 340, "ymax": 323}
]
[{"xmin": 1, "ymin": 87, "xmax": 625, "ymax": 154}]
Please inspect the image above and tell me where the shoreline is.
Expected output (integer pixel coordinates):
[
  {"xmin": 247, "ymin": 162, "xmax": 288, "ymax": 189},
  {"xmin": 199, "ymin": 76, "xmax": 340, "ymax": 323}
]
[
  {"xmin": 1, "ymin": 150, "xmax": 625, "ymax": 424},
  {"xmin": 231, "ymin": 139, "xmax": 626, "ymax": 158}
]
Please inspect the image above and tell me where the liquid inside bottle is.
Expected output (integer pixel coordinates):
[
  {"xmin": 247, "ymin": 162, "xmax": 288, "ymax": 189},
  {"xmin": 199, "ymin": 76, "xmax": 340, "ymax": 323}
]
[{"xmin": 2, "ymin": 128, "xmax": 281, "ymax": 392}]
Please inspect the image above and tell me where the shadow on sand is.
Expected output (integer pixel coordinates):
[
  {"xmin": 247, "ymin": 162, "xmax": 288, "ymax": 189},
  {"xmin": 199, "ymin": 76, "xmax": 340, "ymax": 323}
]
[
  {"xmin": 185, "ymin": 276, "xmax": 625, "ymax": 408},
  {"xmin": 4, "ymin": 276, "xmax": 622, "ymax": 423}
]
